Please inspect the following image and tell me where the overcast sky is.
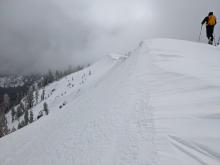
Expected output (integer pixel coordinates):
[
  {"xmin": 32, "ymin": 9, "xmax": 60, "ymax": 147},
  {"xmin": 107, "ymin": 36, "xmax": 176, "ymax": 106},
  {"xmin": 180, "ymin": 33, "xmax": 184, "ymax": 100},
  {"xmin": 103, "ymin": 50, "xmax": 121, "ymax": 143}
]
[{"xmin": 0, "ymin": 0, "xmax": 220, "ymax": 74}]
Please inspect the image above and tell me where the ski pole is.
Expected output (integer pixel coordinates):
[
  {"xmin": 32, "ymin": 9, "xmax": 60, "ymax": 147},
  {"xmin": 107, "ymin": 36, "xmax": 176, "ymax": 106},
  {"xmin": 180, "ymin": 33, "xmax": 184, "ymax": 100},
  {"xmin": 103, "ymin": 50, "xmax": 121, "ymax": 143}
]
[
  {"xmin": 213, "ymin": 33, "xmax": 217, "ymax": 46},
  {"xmin": 198, "ymin": 25, "xmax": 203, "ymax": 42}
]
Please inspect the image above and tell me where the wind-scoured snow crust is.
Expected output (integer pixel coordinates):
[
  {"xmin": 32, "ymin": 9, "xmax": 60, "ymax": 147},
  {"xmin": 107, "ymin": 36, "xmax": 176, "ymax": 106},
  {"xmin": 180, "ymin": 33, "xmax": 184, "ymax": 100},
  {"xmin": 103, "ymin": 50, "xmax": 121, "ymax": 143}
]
[{"xmin": 0, "ymin": 39, "xmax": 220, "ymax": 165}]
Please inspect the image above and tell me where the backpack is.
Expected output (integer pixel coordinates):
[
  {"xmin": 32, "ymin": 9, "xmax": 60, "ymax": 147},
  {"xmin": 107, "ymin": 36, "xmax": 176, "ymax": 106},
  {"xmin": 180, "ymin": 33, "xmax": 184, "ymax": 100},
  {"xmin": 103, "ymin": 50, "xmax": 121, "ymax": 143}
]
[{"xmin": 208, "ymin": 15, "xmax": 216, "ymax": 26}]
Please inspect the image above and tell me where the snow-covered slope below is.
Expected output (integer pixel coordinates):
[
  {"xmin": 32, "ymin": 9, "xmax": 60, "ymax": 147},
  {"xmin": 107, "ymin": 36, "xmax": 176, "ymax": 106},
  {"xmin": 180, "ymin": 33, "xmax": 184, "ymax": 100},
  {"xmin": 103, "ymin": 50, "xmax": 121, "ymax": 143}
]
[{"xmin": 0, "ymin": 39, "xmax": 220, "ymax": 165}]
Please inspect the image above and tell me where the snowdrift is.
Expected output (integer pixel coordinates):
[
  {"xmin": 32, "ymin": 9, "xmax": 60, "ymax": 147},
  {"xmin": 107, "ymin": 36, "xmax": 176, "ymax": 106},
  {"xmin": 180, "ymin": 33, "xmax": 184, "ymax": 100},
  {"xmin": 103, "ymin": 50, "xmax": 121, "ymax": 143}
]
[{"xmin": 0, "ymin": 39, "xmax": 220, "ymax": 165}]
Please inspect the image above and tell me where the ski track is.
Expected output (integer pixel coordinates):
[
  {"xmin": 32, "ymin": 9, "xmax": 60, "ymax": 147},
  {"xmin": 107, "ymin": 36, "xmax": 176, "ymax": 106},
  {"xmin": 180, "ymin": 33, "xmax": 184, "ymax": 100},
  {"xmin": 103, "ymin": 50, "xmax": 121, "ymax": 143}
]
[
  {"xmin": 168, "ymin": 136, "xmax": 220, "ymax": 165},
  {"xmin": 0, "ymin": 39, "xmax": 220, "ymax": 165}
]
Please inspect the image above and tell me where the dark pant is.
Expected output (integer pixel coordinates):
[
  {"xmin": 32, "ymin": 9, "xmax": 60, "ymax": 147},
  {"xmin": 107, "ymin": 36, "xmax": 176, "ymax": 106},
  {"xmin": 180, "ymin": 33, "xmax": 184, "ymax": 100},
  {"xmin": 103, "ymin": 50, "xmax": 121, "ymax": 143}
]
[{"xmin": 206, "ymin": 26, "xmax": 214, "ymax": 41}]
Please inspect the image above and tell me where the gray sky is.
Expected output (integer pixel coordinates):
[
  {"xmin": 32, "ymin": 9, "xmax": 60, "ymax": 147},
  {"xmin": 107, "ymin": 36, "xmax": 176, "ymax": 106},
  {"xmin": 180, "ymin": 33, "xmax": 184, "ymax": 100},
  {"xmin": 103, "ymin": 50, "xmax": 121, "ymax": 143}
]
[{"xmin": 0, "ymin": 0, "xmax": 220, "ymax": 74}]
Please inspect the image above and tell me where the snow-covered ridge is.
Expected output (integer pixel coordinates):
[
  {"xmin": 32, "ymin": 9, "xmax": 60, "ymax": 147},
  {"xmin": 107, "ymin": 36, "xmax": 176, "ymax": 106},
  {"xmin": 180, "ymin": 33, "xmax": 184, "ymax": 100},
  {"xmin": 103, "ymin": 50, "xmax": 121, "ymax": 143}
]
[{"xmin": 1, "ymin": 39, "xmax": 220, "ymax": 165}]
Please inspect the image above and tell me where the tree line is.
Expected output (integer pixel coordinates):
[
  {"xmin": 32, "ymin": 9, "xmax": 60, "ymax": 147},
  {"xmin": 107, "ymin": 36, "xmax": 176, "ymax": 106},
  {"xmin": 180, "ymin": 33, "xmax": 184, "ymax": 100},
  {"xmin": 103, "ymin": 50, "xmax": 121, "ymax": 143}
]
[{"xmin": 0, "ymin": 65, "xmax": 85, "ymax": 138}]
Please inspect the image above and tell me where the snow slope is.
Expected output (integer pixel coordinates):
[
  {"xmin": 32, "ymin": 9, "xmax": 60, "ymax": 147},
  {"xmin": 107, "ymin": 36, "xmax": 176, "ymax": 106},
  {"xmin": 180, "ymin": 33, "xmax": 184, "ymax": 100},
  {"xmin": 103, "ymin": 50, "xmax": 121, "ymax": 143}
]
[
  {"xmin": 6, "ymin": 54, "xmax": 119, "ymax": 130},
  {"xmin": 0, "ymin": 39, "xmax": 220, "ymax": 165}
]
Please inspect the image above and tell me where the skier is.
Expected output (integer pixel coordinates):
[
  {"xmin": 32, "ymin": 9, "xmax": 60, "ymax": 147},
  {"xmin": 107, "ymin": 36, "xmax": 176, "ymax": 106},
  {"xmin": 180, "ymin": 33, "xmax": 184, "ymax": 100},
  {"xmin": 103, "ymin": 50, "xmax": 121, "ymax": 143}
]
[{"xmin": 201, "ymin": 12, "xmax": 217, "ymax": 45}]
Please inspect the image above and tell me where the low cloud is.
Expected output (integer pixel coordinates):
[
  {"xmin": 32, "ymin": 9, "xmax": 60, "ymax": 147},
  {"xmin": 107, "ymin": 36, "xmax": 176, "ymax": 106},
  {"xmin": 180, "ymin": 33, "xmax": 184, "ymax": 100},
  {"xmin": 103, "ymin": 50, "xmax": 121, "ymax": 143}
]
[{"xmin": 0, "ymin": 0, "xmax": 219, "ymax": 74}]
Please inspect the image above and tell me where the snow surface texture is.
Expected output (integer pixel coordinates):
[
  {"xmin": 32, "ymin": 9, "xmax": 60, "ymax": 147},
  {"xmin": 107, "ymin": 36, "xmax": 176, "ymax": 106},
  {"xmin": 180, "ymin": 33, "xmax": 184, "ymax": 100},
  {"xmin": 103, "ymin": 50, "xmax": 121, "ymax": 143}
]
[{"xmin": 0, "ymin": 39, "xmax": 220, "ymax": 165}]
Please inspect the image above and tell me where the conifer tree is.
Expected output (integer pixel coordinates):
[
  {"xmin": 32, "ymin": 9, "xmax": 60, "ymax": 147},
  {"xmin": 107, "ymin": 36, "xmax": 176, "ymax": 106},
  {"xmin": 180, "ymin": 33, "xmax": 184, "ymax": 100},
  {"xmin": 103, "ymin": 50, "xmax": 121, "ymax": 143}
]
[
  {"xmin": 55, "ymin": 70, "xmax": 60, "ymax": 81},
  {"xmin": 0, "ymin": 109, "xmax": 8, "ymax": 138},
  {"xmin": 19, "ymin": 102, "xmax": 25, "ymax": 113},
  {"xmin": 43, "ymin": 102, "xmax": 49, "ymax": 115},
  {"xmin": 17, "ymin": 123, "xmax": 21, "ymax": 129},
  {"xmin": 35, "ymin": 89, "xmax": 39, "ymax": 105},
  {"xmin": 47, "ymin": 70, "xmax": 54, "ymax": 84},
  {"xmin": 18, "ymin": 120, "xmax": 25, "ymax": 129},
  {"xmin": 3, "ymin": 94, "xmax": 10, "ymax": 109},
  {"xmin": 29, "ymin": 110, "xmax": 34, "ymax": 123},
  {"xmin": 26, "ymin": 90, "xmax": 34, "ymax": 109},
  {"xmin": 16, "ymin": 106, "xmax": 23, "ymax": 119},
  {"xmin": 24, "ymin": 110, "xmax": 29, "ymax": 125},
  {"xmin": 11, "ymin": 107, "xmax": 15, "ymax": 122},
  {"xmin": 41, "ymin": 89, "xmax": 45, "ymax": 101}
]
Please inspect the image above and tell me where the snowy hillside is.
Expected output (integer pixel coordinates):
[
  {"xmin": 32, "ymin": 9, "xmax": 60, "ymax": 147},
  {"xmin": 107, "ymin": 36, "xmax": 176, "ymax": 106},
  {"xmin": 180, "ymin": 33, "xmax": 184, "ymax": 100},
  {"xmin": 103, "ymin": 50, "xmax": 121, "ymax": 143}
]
[
  {"xmin": 0, "ymin": 39, "xmax": 220, "ymax": 165},
  {"xmin": 5, "ymin": 54, "xmax": 118, "ymax": 130}
]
